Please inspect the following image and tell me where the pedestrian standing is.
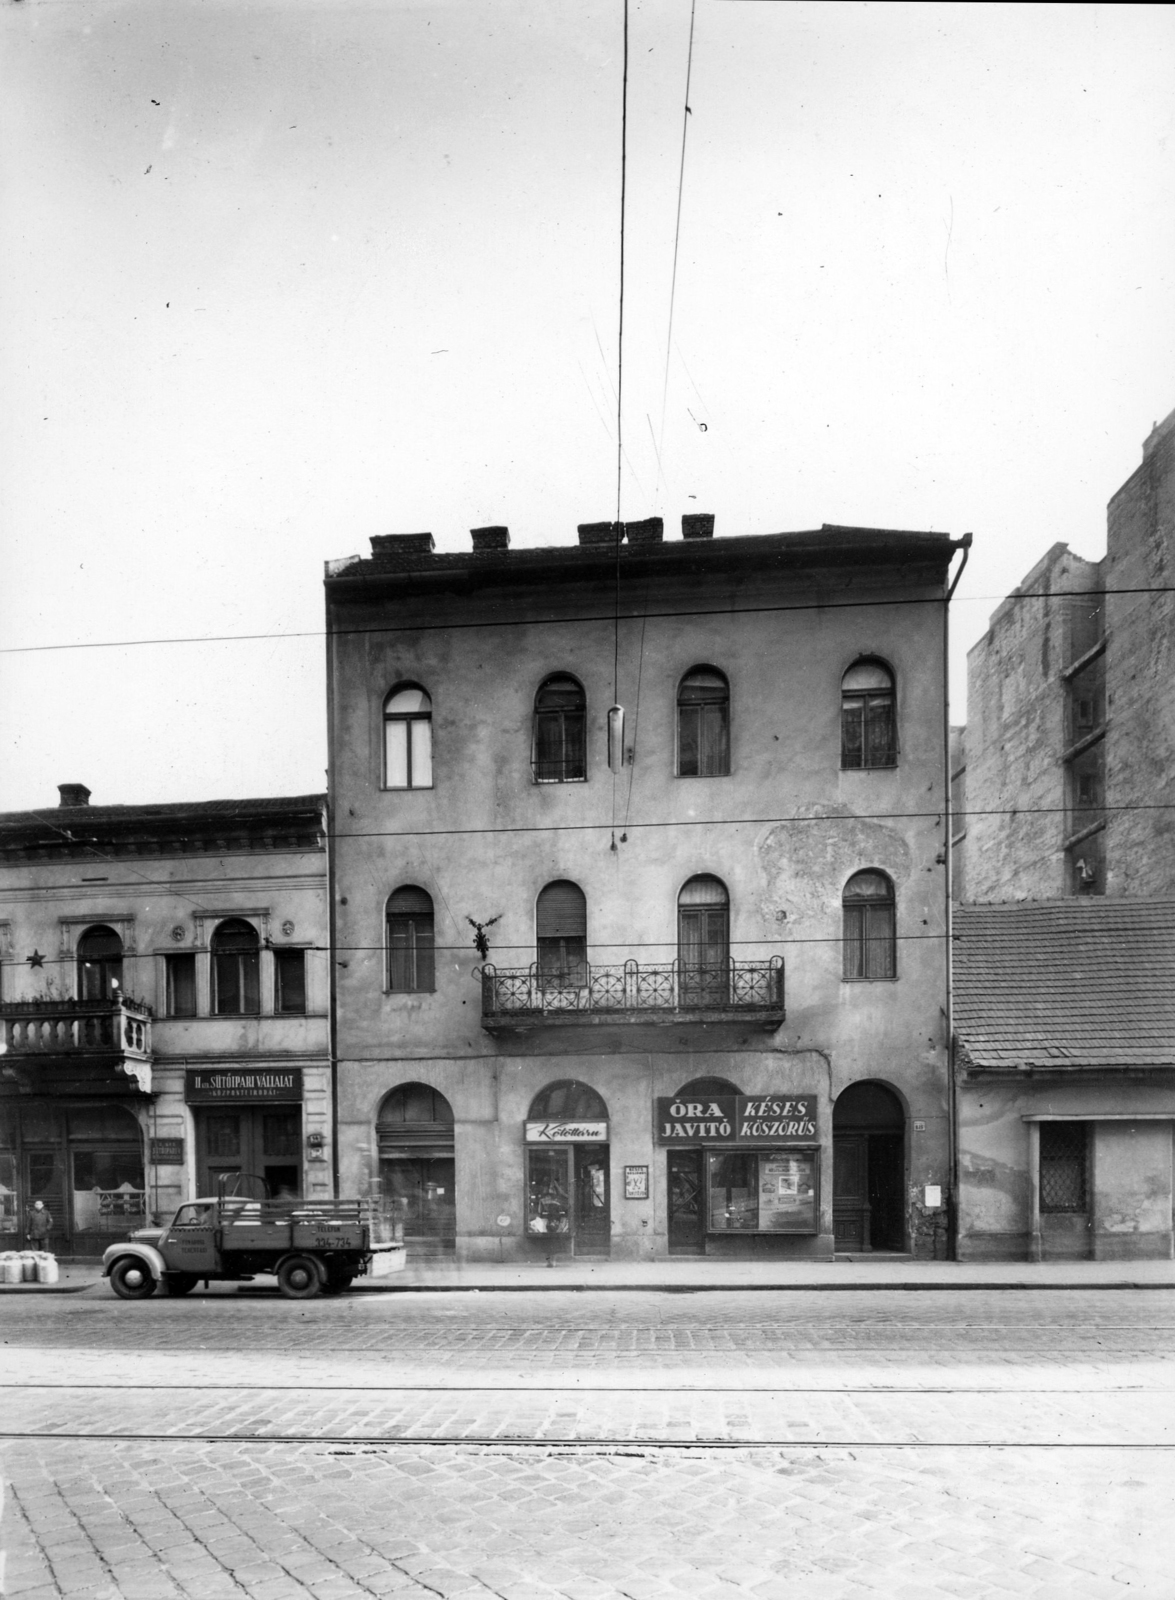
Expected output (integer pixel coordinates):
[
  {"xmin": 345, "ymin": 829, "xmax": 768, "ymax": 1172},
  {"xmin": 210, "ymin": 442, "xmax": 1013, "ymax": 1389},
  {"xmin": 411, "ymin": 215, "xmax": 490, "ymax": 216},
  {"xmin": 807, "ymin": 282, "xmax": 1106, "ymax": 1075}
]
[{"xmin": 26, "ymin": 1200, "xmax": 52, "ymax": 1248}]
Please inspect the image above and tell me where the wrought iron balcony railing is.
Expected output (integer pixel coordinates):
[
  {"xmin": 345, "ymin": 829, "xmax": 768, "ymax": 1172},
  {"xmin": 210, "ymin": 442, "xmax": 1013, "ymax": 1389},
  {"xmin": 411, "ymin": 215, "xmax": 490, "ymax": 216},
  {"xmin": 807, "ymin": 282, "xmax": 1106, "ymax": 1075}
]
[
  {"xmin": 1, "ymin": 997, "xmax": 153, "ymax": 1061},
  {"xmin": 481, "ymin": 957, "xmax": 784, "ymax": 1029}
]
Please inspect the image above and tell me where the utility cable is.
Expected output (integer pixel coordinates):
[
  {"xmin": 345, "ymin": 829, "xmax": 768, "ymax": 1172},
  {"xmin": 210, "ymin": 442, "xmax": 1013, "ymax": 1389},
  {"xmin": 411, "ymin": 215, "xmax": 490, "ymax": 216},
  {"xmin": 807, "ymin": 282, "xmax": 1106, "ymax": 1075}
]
[{"xmin": 656, "ymin": 0, "xmax": 698, "ymax": 496}]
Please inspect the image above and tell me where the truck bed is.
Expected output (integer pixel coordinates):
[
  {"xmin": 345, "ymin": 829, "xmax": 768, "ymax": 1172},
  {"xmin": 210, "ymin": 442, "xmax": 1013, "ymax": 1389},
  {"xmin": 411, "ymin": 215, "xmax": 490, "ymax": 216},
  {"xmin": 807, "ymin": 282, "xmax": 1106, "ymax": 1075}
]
[{"xmin": 217, "ymin": 1198, "xmax": 393, "ymax": 1255}]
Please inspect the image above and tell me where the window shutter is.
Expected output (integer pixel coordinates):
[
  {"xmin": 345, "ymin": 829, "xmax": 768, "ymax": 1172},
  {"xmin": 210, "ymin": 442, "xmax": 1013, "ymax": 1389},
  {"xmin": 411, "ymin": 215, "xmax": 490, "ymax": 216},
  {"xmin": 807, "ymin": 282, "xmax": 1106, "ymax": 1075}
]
[{"xmin": 536, "ymin": 882, "xmax": 586, "ymax": 939}]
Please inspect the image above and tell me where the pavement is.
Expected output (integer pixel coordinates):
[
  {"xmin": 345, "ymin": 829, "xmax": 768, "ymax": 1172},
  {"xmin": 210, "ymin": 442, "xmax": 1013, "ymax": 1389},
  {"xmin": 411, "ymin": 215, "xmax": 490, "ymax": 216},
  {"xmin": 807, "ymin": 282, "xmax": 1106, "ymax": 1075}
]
[
  {"xmin": 1, "ymin": 1283, "xmax": 1173, "ymax": 1598},
  {"xmin": 6, "ymin": 1252, "xmax": 1175, "ymax": 1295}
]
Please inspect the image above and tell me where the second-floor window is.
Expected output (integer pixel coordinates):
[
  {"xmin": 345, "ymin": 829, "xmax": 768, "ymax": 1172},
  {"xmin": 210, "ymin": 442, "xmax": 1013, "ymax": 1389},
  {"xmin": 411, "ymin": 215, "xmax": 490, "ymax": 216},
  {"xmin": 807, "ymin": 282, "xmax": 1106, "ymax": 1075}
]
[
  {"xmin": 384, "ymin": 684, "xmax": 433, "ymax": 789},
  {"xmin": 536, "ymin": 880, "xmax": 587, "ymax": 987},
  {"xmin": 387, "ymin": 886, "xmax": 435, "ymax": 993},
  {"xmin": 78, "ymin": 925, "xmax": 123, "ymax": 1000},
  {"xmin": 533, "ymin": 675, "xmax": 586, "ymax": 783},
  {"xmin": 211, "ymin": 918, "xmax": 260, "ymax": 1015},
  {"xmin": 677, "ymin": 667, "xmax": 730, "ymax": 777},
  {"xmin": 841, "ymin": 659, "xmax": 896, "ymax": 769},
  {"xmin": 165, "ymin": 953, "xmax": 197, "ymax": 1017}
]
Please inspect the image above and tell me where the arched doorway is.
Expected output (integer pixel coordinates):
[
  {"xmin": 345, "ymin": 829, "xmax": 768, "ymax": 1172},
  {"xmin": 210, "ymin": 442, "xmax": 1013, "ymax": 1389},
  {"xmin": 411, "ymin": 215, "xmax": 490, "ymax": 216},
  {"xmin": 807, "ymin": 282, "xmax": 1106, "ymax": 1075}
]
[
  {"xmin": 666, "ymin": 1076, "xmax": 741, "ymax": 1255},
  {"xmin": 525, "ymin": 1080, "xmax": 609, "ymax": 1256},
  {"xmin": 833, "ymin": 1081, "xmax": 906, "ymax": 1252},
  {"xmin": 377, "ymin": 1083, "xmax": 455, "ymax": 1257}
]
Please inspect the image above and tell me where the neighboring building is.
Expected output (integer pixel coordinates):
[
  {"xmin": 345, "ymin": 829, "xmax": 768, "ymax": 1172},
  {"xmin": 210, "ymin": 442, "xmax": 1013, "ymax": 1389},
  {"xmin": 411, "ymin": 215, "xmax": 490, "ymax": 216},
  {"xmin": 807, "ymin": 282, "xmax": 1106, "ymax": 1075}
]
[
  {"xmin": 325, "ymin": 515, "xmax": 968, "ymax": 1263},
  {"xmin": 953, "ymin": 405, "xmax": 1175, "ymax": 901},
  {"xmin": 0, "ymin": 787, "xmax": 331, "ymax": 1254},
  {"xmin": 954, "ymin": 899, "xmax": 1175, "ymax": 1261}
]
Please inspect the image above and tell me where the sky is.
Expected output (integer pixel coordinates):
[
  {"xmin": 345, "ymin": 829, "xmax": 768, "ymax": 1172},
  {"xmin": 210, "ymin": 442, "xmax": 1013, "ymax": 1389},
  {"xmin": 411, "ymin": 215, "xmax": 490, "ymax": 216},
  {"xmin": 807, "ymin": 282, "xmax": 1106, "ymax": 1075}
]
[{"xmin": 2, "ymin": 0, "xmax": 1173, "ymax": 811}]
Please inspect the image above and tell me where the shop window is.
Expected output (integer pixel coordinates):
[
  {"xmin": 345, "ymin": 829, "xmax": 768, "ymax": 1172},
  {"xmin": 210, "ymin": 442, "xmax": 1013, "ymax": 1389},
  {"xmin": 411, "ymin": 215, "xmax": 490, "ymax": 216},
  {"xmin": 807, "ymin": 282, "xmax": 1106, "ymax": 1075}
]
[
  {"xmin": 678, "ymin": 875, "xmax": 730, "ymax": 1004},
  {"xmin": 274, "ymin": 948, "xmax": 306, "ymax": 1014},
  {"xmin": 677, "ymin": 667, "xmax": 729, "ymax": 777},
  {"xmin": 387, "ymin": 887, "xmax": 435, "ymax": 993},
  {"xmin": 841, "ymin": 659, "xmax": 896, "ymax": 769},
  {"xmin": 842, "ymin": 871, "xmax": 896, "ymax": 980},
  {"xmin": 533, "ymin": 674, "xmax": 586, "ymax": 782},
  {"xmin": 384, "ymin": 684, "xmax": 433, "ymax": 789},
  {"xmin": 165, "ymin": 953, "xmax": 197, "ymax": 1017},
  {"xmin": 1040, "ymin": 1123, "xmax": 1087, "ymax": 1212},
  {"xmin": 708, "ymin": 1149, "xmax": 818, "ymax": 1234},
  {"xmin": 536, "ymin": 880, "xmax": 587, "ymax": 988},
  {"xmin": 68, "ymin": 1104, "xmax": 144, "ymax": 1238},
  {"xmin": 77, "ymin": 925, "xmax": 123, "ymax": 1000},
  {"xmin": 211, "ymin": 919, "xmax": 260, "ymax": 1015}
]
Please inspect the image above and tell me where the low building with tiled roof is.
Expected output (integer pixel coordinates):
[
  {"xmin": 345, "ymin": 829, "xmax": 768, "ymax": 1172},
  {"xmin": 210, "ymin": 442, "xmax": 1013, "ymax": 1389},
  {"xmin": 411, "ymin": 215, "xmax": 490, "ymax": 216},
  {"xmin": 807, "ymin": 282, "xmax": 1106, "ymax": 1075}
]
[{"xmin": 953, "ymin": 898, "xmax": 1175, "ymax": 1263}]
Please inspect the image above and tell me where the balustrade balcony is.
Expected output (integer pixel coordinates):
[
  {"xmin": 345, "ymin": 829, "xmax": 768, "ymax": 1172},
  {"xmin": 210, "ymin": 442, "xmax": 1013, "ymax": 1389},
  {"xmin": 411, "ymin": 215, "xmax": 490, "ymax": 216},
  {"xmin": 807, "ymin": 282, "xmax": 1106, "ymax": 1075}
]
[
  {"xmin": 481, "ymin": 957, "xmax": 784, "ymax": 1032},
  {"xmin": 0, "ymin": 997, "xmax": 153, "ymax": 1092}
]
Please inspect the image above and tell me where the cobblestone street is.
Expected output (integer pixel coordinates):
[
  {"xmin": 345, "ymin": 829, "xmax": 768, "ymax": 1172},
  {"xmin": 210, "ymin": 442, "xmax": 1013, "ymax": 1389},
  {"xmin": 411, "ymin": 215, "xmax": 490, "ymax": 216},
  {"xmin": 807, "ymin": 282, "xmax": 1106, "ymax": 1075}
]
[{"xmin": 2, "ymin": 1286, "xmax": 1173, "ymax": 1599}]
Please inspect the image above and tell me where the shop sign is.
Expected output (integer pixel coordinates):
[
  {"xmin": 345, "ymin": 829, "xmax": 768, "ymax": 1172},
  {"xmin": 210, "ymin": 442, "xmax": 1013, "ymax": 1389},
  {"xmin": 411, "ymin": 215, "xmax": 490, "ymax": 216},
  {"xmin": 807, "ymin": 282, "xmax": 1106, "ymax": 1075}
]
[
  {"xmin": 150, "ymin": 1138, "xmax": 185, "ymax": 1165},
  {"xmin": 525, "ymin": 1120, "xmax": 608, "ymax": 1144},
  {"xmin": 185, "ymin": 1068, "xmax": 303, "ymax": 1103},
  {"xmin": 655, "ymin": 1095, "xmax": 816, "ymax": 1145}
]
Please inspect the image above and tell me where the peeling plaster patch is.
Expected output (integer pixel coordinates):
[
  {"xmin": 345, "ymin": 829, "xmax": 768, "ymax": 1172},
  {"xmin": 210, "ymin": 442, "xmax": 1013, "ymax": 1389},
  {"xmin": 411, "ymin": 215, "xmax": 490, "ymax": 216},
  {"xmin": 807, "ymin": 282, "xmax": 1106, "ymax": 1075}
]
[{"xmin": 757, "ymin": 805, "xmax": 913, "ymax": 936}]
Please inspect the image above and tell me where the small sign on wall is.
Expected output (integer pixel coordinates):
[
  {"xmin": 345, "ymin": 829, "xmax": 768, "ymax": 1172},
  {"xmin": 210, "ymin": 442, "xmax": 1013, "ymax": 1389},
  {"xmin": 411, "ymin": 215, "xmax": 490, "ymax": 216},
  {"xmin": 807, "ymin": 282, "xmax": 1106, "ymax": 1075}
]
[
  {"xmin": 623, "ymin": 1165, "xmax": 649, "ymax": 1200},
  {"xmin": 150, "ymin": 1138, "xmax": 185, "ymax": 1166}
]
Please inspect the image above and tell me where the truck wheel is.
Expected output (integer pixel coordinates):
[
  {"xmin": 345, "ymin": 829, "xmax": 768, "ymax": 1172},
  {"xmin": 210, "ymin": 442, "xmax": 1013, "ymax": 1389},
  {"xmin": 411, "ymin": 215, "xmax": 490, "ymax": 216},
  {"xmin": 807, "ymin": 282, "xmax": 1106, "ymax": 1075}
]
[
  {"xmin": 109, "ymin": 1258, "xmax": 157, "ymax": 1300},
  {"xmin": 166, "ymin": 1273, "xmax": 199, "ymax": 1297},
  {"xmin": 323, "ymin": 1266, "xmax": 354, "ymax": 1295},
  {"xmin": 277, "ymin": 1255, "xmax": 322, "ymax": 1300}
]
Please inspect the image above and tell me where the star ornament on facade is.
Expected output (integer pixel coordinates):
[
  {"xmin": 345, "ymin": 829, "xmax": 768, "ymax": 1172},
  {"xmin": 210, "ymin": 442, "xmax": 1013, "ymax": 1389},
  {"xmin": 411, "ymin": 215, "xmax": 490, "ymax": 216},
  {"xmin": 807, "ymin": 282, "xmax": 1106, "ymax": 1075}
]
[{"xmin": 27, "ymin": 950, "xmax": 45, "ymax": 968}]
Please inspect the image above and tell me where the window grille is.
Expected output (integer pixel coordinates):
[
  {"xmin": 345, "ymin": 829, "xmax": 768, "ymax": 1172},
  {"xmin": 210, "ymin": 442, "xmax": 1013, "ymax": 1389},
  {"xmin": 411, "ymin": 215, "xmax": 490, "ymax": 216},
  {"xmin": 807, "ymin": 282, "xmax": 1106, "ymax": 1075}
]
[{"xmin": 1040, "ymin": 1122, "xmax": 1087, "ymax": 1212}]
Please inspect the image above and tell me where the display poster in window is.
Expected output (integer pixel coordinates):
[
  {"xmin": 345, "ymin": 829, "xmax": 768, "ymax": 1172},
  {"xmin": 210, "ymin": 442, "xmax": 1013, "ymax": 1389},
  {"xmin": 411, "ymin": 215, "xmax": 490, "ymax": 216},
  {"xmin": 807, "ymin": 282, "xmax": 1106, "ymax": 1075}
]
[
  {"xmin": 655, "ymin": 1095, "xmax": 816, "ymax": 1145},
  {"xmin": 623, "ymin": 1165, "xmax": 649, "ymax": 1200},
  {"xmin": 756, "ymin": 1153, "xmax": 818, "ymax": 1232},
  {"xmin": 185, "ymin": 1069, "xmax": 303, "ymax": 1103}
]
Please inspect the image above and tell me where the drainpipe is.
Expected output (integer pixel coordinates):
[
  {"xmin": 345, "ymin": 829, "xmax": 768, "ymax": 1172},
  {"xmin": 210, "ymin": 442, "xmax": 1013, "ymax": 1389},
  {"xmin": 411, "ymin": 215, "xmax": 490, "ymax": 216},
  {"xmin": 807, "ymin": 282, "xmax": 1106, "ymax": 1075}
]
[
  {"xmin": 324, "ymin": 608, "xmax": 341, "ymax": 1201},
  {"xmin": 943, "ymin": 533, "xmax": 971, "ymax": 1259}
]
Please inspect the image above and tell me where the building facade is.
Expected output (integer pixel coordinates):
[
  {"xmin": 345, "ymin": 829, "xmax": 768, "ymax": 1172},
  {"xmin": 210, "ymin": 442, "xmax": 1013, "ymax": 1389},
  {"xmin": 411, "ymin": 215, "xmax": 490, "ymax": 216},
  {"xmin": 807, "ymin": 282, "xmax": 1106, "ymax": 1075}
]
[
  {"xmin": 326, "ymin": 516, "xmax": 966, "ymax": 1263},
  {"xmin": 954, "ymin": 899, "xmax": 1175, "ymax": 1262},
  {"xmin": 0, "ymin": 787, "xmax": 331, "ymax": 1254},
  {"xmin": 952, "ymin": 405, "xmax": 1175, "ymax": 902}
]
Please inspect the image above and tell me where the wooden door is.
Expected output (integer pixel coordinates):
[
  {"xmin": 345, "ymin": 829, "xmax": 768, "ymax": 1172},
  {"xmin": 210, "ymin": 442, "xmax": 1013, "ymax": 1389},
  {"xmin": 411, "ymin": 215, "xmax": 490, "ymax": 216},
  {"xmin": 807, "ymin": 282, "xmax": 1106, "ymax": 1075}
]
[
  {"xmin": 574, "ymin": 1147, "xmax": 610, "ymax": 1254},
  {"xmin": 679, "ymin": 907, "xmax": 730, "ymax": 1005},
  {"xmin": 667, "ymin": 1150, "xmax": 704, "ymax": 1254},
  {"xmin": 833, "ymin": 1134, "xmax": 868, "ymax": 1250}
]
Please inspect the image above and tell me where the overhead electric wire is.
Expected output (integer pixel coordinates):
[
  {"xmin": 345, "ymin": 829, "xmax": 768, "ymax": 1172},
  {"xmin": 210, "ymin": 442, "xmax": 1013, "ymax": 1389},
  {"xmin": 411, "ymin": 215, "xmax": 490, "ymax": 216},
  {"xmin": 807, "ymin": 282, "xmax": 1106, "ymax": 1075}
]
[
  {"xmin": 656, "ymin": 0, "xmax": 698, "ymax": 491},
  {"xmin": 1, "ymin": 582, "xmax": 1166, "ymax": 659}
]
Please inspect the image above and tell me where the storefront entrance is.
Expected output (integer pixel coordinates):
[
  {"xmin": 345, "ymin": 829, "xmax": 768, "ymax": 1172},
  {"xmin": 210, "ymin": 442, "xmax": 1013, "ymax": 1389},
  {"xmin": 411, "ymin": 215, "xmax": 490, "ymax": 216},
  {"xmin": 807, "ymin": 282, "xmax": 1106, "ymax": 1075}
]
[
  {"xmin": 667, "ymin": 1148, "xmax": 704, "ymax": 1253},
  {"xmin": 0, "ymin": 1100, "xmax": 146, "ymax": 1255},
  {"xmin": 194, "ymin": 1107, "xmax": 302, "ymax": 1198},
  {"xmin": 377, "ymin": 1083, "xmax": 456, "ymax": 1258},
  {"xmin": 525, "ymin": 1080, "xmax": 610, "ymax": 1257},
  {"xmin": 833, "ymin": 1081, "xmax": 906, "ymax": 1252}
]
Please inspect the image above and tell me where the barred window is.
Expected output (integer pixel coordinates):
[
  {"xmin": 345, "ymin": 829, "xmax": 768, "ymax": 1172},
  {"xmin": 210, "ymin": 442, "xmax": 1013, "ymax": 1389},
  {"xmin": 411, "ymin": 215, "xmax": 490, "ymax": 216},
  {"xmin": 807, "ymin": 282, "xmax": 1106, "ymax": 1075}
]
[
  {"xmin": 533, "ymin": 675, "xmax": 586, "ymax": 783},
  {"xmin": 842, "ymin": 871, "xmax": 896, "ymax": 980},
  {"xmin": 387, "ymin": 886, "xmax": 435, "ymax": 994},
  {"xmin": 677, "ymin": 667, "xmax": 729, "ymax": 777},
  {"xmin": 1040, "ymin": 1123, "xmax": 1088, "ymax": 1213},
  {"xmin": 842, "ymin": 659, "xmax": 896, "ymax": 769}
]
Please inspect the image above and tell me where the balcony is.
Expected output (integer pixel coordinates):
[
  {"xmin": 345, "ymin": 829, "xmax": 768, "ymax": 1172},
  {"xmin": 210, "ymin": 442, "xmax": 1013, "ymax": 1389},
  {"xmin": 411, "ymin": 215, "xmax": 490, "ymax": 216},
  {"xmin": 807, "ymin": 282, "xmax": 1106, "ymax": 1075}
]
[
  {"xmin": 481, "ymin": 957, "xmax": 785, "ymax": 1033},
  {"xmin": 0, "ymin": 997, "xmax": 153, "ymax": 1093}
]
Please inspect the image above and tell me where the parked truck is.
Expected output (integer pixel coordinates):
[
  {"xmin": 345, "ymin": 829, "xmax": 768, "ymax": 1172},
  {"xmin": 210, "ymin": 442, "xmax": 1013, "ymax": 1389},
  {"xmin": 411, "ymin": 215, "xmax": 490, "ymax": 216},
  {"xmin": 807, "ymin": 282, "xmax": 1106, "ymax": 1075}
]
[{"xmin": 103, "ymin": 1191, "xmax": 404, "ymax": 1300}]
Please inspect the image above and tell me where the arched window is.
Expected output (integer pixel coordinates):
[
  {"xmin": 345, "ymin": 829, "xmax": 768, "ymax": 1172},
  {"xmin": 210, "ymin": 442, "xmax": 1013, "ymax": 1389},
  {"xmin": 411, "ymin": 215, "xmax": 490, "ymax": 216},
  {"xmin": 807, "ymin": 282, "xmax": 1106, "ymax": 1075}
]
[
  {"xmin": 377, "ymin": 1083, "xmax": 454, "ymax": 1133},
  {"xmin": 528, "ymin": 1080, "xmax": 609, "ymax": 1121},
  {"xmin": 533, "ymin": 674, "xmax": 586, "ymax": 783},
  {"xmin": 674, "ymin": 1076, "xmax": 742, "ymax": 1100},
  {"xmin": 677, "ymin": 667, "xmax": 729, "ymax": 777},
  {"xmin": 211, "ymin": 918, "xmax": 260, "ymax": 1015},
  {"xmin": 384, "ymin": 684, "xmax": 433, "ymax": 789},
  {"xmin": 678, "ymin": 875, "xmax": 730, "ymax": 1003},
  {"xmin": 377, "ymin": 1085, "xmax": 455, "ymax": 1252},
  {"xmin": 77, "ymin": 926, "xmax": 123, "ymax": 1001},
  {"xmin": 841, "ymin": 659, "xmax": 896, "ymax": 769},
  {"xmin": 387, "ymin": 887, "xmax": 435, "ymax": 993},
  {"xmin": 536, "ymin": 880, "xmax": 587, "ymax": 987},
  {"xmin": 842, "ymin": 871, "xmax": 896, "ymax": 980}
]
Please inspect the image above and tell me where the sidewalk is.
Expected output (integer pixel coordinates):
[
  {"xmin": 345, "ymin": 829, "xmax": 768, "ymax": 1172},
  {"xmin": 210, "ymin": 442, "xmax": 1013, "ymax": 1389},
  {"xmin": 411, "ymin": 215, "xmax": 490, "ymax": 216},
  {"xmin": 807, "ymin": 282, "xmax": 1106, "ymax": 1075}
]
[{"xmin": 5, "ymin": 1255, "xmax": 1175, "ymax": 1294}]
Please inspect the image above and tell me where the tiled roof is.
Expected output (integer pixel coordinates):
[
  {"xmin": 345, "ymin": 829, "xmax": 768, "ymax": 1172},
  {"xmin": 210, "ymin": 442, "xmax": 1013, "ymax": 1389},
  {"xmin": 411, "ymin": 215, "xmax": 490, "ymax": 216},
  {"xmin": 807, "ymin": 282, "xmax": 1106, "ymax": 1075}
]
[
  {"xmin": 0, "ymin": 794, "xmax": 325, "ymax": 830},
  {"xmin": 0, "ymin": 795, "xmax": 326, "ymax": 861},
  {"xmin": 953, "ymin": 899, "xmax": 1175, "ymax": 1071}
]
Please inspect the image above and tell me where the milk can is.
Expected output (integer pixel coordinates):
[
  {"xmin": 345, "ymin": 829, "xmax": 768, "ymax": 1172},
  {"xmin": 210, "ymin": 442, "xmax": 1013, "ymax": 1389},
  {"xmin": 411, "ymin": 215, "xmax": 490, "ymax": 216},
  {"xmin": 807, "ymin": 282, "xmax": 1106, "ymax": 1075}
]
[
  {"xmin": 35, "ymin": 1252, "xmax": 59, "ymax": 1285},
  {"xmin": 0, "ymin": 1252, "xmax": 22, "ymax": 1285},
  {"xmin": 19, "ymin": 1251, "xmax": 37, "ymax": 1281}
]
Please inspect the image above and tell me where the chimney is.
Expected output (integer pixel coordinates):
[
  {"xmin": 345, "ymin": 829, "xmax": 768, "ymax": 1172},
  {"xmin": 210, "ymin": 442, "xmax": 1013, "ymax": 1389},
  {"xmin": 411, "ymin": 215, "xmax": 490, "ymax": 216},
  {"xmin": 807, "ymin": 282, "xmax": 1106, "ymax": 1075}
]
[
  {"xmin": 624, "ymin": 517, "xmax": 663, "ymax": 545},
  {"xmin": 470, "ymin": 525, "xmax": 510, "ymax": 553},
  {"xmin": 577, "ymin": 521, "xmax": 624, "ymax": 547},
  {"xmin": 369, "ymin": 532, "xmax": 435, "ymax": 558},
  {"xmin": 58, "ymin": 783, "xmax": 91, "ymax": 808},
  {"xmin": 682, "ymin": 513, "xmax": 715, "ymax": 540}
]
